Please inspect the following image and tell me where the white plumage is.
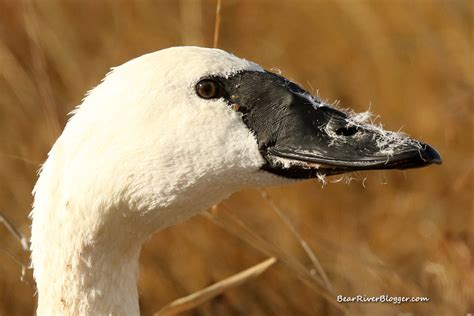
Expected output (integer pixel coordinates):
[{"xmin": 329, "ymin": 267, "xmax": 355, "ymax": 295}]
[
  {"xmin": 31, "ymin": 47, "xmax": 285, "ymax": 315},
  {"xmin": 30, "ymin": 46, "xmax": 441, "ymax": 316}
]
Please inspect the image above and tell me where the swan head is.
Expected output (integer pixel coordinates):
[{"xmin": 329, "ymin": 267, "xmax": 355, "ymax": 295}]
[
  {"xmin": 34, "ymin": 46, "xmax": 441, "ymax": 232},
  {"xmin": 30, "ymin": 46, "xmax": 441, "ymax": 314}
]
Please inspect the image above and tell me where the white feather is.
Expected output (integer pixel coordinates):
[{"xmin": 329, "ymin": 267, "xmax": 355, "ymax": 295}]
[{"xmin": 30, "ymin": 47, "xmax": 286, "ymax": 315}]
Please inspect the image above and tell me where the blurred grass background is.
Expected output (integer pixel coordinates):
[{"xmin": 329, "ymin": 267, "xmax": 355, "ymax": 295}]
[{"xmin": 0, "ymin": 0, "xmax": 472, "ymax": 315}]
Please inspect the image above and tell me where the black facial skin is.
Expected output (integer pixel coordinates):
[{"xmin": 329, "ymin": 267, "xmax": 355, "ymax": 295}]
[{"xmin": 196, "ymin": 71, "xmax": 441, "ymax": 179}]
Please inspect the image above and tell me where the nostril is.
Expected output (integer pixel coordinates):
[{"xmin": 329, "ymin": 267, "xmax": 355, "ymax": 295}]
[{"xmin": 335, "ymin": 126, "xmax": 358, "ymax": 136}]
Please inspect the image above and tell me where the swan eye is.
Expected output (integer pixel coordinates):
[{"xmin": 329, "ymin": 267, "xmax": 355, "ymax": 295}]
[{"xmin": 195, "ymin": 79, "xmax": 224, "ymax": 99}]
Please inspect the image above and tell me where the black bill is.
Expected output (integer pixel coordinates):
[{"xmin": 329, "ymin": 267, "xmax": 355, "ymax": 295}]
[{"xmin": 215, "ymin": 70, "xmax": 442, "ymax": 179}]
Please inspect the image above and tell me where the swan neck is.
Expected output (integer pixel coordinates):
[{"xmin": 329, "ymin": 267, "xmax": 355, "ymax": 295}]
[{"xmin": 32, "ymin": 202, "xmax": 145, "ymax": 315}]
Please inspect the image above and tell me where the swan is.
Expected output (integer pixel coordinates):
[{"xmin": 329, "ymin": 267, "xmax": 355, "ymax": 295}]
[{"xmin": 30, "ymin": 46, "xmax": 441, "ymax": 315}]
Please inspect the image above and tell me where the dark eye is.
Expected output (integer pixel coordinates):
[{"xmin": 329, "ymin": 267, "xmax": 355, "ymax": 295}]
[{"xmin": 195, "ymin": 79, "xmax": 224, "ymax": 99}]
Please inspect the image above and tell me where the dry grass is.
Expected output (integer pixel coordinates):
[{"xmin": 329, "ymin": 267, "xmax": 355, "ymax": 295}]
[
  {"xmin": 0, "ymin": 0, "xmax": 472, "ymax": 315},
  {"xmin": 155, "ymin": 257, "xmax": 277, "ymax": 316}
]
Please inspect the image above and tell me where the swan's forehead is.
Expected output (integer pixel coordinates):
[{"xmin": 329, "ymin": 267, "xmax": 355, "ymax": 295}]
[{"xmin": 127, "ymin": 46, "xmax": 264, "ymax": 84}]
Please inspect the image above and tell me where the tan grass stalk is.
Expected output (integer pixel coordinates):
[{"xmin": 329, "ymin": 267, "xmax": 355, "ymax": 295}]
[
  {"xmin": 258, "ymin": 189, "xmax": 334, "ymax": 293},
  {"xmin": 203, "ymin": 205, "xmax": 348, "ymax": 313},
  {"xmin": 155, "ymin": 257, "xmax": 276, "ymax": 316},
  {"xmin": 22, "ymin": 1, "xmax": 62, "ymax": 140},
  {"xmin": 0, "ymin": 212, "xmax": 29, "ymax": 251},
  {"xmin": 0, "ymin": 212, "xmax": 30, "ymax": 282},
  {"xmin": 0, "ymin": 153, "xmax": 39, "ymax": 166},
  {"xmin": 213, "ymin": 0, "xmax": 222, "ymax": 48}
]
